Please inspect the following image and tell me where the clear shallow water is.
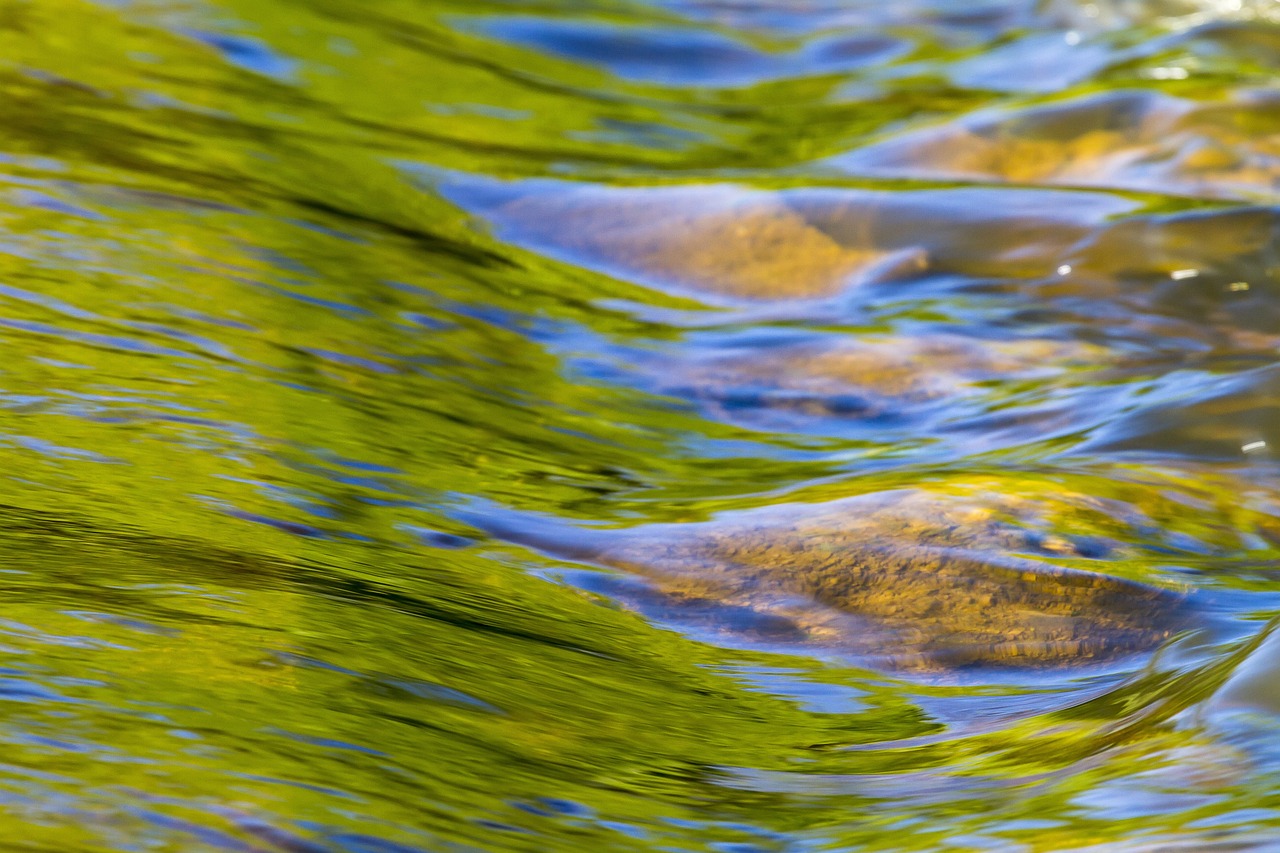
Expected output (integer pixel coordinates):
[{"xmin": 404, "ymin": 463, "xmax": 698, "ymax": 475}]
[{"xmin": 1, "ymin": 0, "xmax": 1280, "ymax": 849}]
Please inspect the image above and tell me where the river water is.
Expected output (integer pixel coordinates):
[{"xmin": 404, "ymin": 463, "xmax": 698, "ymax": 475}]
[{"xmin": 2, "ymin": 0, "xmax": 1280, "ymax": 849}]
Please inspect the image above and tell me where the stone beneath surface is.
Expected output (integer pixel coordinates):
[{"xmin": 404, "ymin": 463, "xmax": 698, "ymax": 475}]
[
  {"xmin": 484, "ymin": 485, "xmax": 1198, "ymax": 672},
  {"xmin": 837, "ymin": 89, "xmax": 1280, "ymax": 201},
  {"xmin": 647, "ymin": 334, "xmax": 1107, "ymax": 427},
  {"xmin": 493, "ymin": 185, "xmax": 928, "ymax": 301}
]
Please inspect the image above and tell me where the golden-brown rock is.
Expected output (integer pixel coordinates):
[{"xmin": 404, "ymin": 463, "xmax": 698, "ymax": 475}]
[
  {"xmin": 839, "ymin": 89, "xmax": 1280, "ymax": 201},
  {"xmin": 494, "ymin": 185, "xmax": 927, "ymax": 301},
  {"xmin": 650, "ymin": 334, "xmax": 1108, "ymax": 425},
  {"xmin": 489, "ymin": 486, "xmax": 1196, "ymax": 672}
]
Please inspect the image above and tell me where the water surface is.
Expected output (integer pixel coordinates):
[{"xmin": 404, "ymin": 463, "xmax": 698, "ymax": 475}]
[{"xmin": 0, "ymin": 0, "xmax": 1279, "ymax": 849}]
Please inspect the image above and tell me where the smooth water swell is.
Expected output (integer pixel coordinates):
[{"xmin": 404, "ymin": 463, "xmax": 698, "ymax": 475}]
[{"xmin": 0, "ymin": 0, "xmax": 1277, "ymax": 849}]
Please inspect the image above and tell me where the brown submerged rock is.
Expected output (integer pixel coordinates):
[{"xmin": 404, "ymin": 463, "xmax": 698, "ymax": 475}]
[
  {"xmin": 651, "ymin": 334, "xmax": 1108, "ymax": 426},
  {"xmin": 493, "ymin": 185, "xmax": 928, "ymax": 301},
  {"xmin": 489, "ymin": 488, "xmax": 1196, "ymax": 672},
  {"xmin": 839, "ymin": 89, "xmax": 1280, "ymax": 201}
]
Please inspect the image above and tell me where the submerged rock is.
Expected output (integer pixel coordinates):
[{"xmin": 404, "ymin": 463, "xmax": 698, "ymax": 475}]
[
  {"xmin": 643, "ymin": 333, "xmax": 1107, "ymax": 429},
  {"xmin": 481, "ymin": 487, "xmax": 1197, "ymax": 672},
  {"xmin": 837, "ymin": 89, "xmax": 1280, "ymax": 201},
  {"xmin": 459, "ymin": 180, "xmax": 1135, "ymax": 304},
  {"xmin": 492, "ymin": 184, "xmax": 927, "ymax": 301}
]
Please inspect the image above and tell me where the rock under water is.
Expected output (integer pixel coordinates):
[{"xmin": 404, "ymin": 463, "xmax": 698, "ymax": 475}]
[{"xmin": 477, "ymin": 487, "xmax": 1198, "ymax": 672}]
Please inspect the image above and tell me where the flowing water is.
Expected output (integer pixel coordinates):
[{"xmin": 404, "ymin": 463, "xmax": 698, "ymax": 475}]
[{"xmin": 2, "ymin": 0, "xmax": 1280, "ymax": 849}]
